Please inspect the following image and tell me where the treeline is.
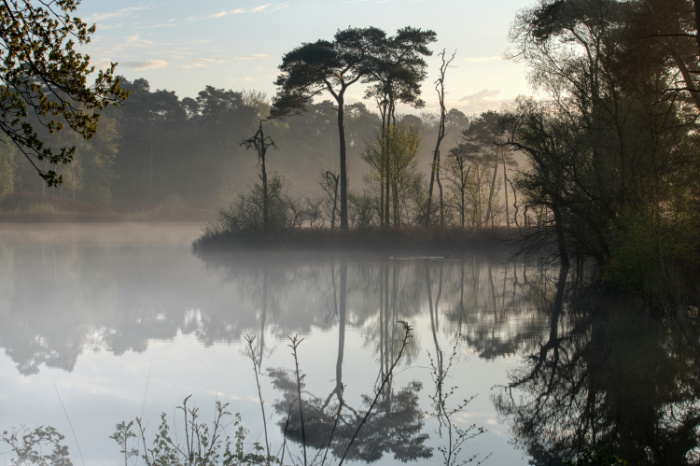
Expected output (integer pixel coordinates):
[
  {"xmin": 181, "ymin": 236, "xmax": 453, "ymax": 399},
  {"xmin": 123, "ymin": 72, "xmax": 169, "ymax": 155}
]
[{"xmin": 0, "ymin": 76, "xmax": 522, "ymax": 228}]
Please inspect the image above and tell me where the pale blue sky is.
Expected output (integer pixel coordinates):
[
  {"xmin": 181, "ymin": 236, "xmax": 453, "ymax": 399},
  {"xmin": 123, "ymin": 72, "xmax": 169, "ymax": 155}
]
[{"xmin": 80, "ymin": 0, "xmax": 535, "ymax": 115}]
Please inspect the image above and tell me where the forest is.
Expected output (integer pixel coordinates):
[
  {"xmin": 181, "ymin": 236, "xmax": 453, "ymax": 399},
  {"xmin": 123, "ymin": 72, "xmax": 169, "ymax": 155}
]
[{"xmin": 0, "ymin": 77, "xmax": 501, "ymax": 229}]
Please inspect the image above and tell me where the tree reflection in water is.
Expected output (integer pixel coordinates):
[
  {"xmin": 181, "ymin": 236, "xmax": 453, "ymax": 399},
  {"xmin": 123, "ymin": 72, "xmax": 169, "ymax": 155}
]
[
  {"xmin": 493, "ymin": 265, "xmax": 700, "ymax": 465},
  {"xmin": 266, "ymin": 260, "xmax": 432, "ymax": 464}
]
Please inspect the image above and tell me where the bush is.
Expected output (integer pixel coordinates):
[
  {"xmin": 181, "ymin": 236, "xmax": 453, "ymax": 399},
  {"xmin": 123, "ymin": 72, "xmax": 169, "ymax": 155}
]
[{"xmin": 219, "ymin": 176, "xmax": 290, "ymax": 232}]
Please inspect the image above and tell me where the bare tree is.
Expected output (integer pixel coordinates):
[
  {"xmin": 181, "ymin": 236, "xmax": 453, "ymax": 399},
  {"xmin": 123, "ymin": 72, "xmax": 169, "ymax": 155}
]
[
  {"xmin": 426, "ymin": 50, "xmax": 456, "ymax": 228},
  {"xmin": 241, "ymin": 121, "xmax": 277, "ymax": 231}
]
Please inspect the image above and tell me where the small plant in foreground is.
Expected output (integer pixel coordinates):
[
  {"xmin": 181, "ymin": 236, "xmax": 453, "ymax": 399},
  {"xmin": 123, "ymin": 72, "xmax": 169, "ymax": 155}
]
[
  {"xmin": 113, "ymin": 395, "xmax": 276, "ymax": 466},
  {"xmin": 2, "ymin": 425, "xmax": 72, "ymax": 466}
]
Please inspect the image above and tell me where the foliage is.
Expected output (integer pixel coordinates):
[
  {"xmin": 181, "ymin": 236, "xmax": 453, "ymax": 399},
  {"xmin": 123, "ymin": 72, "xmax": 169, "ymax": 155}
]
[
  {"xmin": 273, "ymin": 26, "xmax": 435, "ymax": 230},
  {"xmin": 2, "ymin": 425, "xmax": 73, "ymax": 466},
  {"xmin": 444, "ymin": 111, "xmax": 511, "ymax": 229},
  {"xmin": 115, "ymin": 396, "xmax": 272, "ymax": 466},
  {"xmin": 0, "ymin": 143, "xmax": 18, "ymax": 202},
  {"xmin": 0, "ymin": 0, "xmax": 127, "ymax": 186},
  {"xmin": 362, "ymin": 124, "xmax": 422, "ymax": 226},
  {"xmin": 110, "ymin": 421, "xmax": 138, "ymax": 465}
]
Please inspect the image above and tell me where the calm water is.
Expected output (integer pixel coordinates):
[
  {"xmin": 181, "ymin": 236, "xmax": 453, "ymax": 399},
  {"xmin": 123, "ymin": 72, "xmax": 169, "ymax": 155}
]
[{"xmin": 0, "ymin": 223, "xmax": 697, "ymax": 465}]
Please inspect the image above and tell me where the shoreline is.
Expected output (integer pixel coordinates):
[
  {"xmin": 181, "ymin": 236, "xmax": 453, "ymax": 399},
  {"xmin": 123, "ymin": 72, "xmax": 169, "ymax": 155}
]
[{"xmin": 192, "ymin": 226, "xmax": 539, "ymax": 258}]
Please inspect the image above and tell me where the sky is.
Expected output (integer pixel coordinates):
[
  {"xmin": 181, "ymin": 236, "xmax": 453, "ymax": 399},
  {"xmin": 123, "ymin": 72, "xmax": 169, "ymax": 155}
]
[{"xmin": 79, "ymin": 0, "xmax": 537, "ymax": 116}]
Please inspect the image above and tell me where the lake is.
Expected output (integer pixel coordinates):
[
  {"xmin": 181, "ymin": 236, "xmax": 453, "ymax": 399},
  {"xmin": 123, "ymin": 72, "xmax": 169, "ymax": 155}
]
[{"xmin": 0, "ymin": 223, "xmax": 697, "ymax": 465}]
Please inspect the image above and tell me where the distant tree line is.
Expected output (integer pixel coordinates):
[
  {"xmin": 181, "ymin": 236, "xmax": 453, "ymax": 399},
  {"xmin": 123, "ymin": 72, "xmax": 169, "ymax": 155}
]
[{"xmin": 1, "ymin": 73, "xmax": 522, "ymax": 230}]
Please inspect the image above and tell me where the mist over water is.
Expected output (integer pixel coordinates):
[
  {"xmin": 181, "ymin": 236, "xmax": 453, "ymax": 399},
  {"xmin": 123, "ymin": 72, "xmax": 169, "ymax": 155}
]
[{"xmin": 1, "ymin": 223, "xmax": 698, "ymax": 465}]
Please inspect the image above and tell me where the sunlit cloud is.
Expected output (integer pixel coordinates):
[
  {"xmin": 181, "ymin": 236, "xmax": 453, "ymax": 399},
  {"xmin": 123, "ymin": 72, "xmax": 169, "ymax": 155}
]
[
  {"xmin": 125, "ymin": 34, "xmax": 155, "ymax": 46},
  {"xmin": 122, "ymin": 60, "xmax": 169, "ymax": 70},
  {"xmin": 207, "ymin": 8, "xmax": 245, "ymax": 19},
  {"xmin": 463, "ymin": 56, "xmax": 503, "ymax": 63},
  {"xmin": 204, "ymin": 5, "xmax": 273, "ymax": 19},
  {"xmin": 459, "ymin": 88, "xmax": 504, "ymax": 102},
  {"xmin": 87, "ymin": 6, "xmax": 149, "ymax": 22}
]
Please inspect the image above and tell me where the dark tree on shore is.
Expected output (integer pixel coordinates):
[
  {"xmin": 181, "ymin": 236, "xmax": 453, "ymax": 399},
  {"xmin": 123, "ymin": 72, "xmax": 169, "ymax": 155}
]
[
  {"xmin": 0, "ymin": 0, "xmax": 127, "ymax": 186},
  {"xmin": 272, "ymin": 27, "xmax": 383, "ymax": 230}
]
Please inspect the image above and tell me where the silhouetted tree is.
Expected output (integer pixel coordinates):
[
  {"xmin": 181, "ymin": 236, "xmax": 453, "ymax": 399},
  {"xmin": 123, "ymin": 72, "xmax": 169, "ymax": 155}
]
[
  {"xmin": 272, "ymin": 27, "xmax": 384, "ymax": 230},
  {"xmin": 241, "ymin": 121, "xmax": 277, "ymax": 231}
]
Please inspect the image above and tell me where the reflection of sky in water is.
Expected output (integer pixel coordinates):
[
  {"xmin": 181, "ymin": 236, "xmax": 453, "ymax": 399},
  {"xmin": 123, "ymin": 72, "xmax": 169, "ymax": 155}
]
[{"xmin": 0, "ymin": 223, "xmax": 552, "ymax": 465}]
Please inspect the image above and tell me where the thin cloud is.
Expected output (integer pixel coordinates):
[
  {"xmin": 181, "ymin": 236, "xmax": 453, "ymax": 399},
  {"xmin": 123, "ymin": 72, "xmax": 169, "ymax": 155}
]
[
  {"xmin": 88, "ymin": 6, "xmax": 148, "ymax": 22},
  {"xmin": 125, "ymin": 34, "xmax": 155, "ymax": 47},
  {"xmin": 197, "ymin": 54, "xmax": 267, "ymax": 63},
  {"xmin": 207, "ymin": 8, "xmax": 245, "ymax": 19},
  {"xmin": 122, "ymin": 60, "xmax": 169, "ymax": 71},
  {"xmin": 184, "ymin": 54, "xmax": 268, "ymax": 68},
  {"xmin": 463, "ymin": 56, "xmax": 503, "ymax": 63},
  {"xmin": 204, "ymin": 4, "xmax": 272, "ymax": 19},
  {"xmin": 138, "ymin": 21, "xmax": 176, "ymax": 30},
  {"xmin": 235, "ymin": 54, "xmax": 268, "ymax": 60}
]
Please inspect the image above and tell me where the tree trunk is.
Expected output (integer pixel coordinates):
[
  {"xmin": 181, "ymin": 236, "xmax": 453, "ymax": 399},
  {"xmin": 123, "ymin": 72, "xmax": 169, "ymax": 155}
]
[
  {"xmin": 261, "ymin": 151, "xmax": 268, "ymax": 231},
  {"xmin": 552, "ymin": 200, "xmax": 570, "ymax": 268},
  {"xmin": 425, "ymin": 50, "xmax": 453, "ymax": 228},
  {"xmin": 502, "ymin": 147, "xmax": 509, "ymax": 228},
  {"xmin": 337, "ymin": 94, "xmax": 349, "ymax": 230},
  {"xmin": 484, "ymin": 144, "xmax": 499, "ymax": 227}
]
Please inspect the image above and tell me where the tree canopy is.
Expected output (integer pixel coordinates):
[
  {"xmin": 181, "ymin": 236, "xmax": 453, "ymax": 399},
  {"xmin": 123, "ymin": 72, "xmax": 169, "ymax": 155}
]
[
  {"xmin": 0, "ymin": 0, "xmax": 127, "ymax": 186},
  {"xmin": 506, "ymin": 0, "xmax": 700, "ymax": 303},
  {"xmin": 272, "ymin": 26, "xmax": 436, "ymax": 229}
]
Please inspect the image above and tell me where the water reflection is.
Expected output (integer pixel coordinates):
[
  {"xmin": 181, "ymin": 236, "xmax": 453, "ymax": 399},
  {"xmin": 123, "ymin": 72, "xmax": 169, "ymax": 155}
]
[
  {"xmin": 493, "ymin": 266, "xmax": 700, "ymax": 465},
  {"xmin": 0, "ymin": 227, "xmax": 544, "ymax": 378},
  {"xmin": 3, "ymin": 224, "xmax": 698, "ymax": 464}
]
